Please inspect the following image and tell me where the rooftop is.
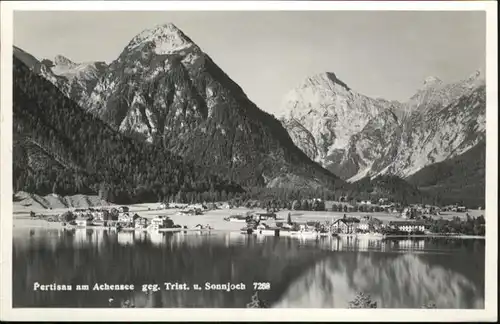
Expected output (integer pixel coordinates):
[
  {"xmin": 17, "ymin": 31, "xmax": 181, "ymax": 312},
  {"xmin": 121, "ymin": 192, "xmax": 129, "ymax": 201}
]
[{"xmin": 389, "ymin": 221, "xmax": 428, "ymax": 226}]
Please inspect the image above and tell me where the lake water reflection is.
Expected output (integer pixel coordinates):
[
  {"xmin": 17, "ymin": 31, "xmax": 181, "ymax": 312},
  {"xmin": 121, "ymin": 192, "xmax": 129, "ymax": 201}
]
[{"xmin": 12, "ymin": 228, "xmax": 485, "ymax": 308}]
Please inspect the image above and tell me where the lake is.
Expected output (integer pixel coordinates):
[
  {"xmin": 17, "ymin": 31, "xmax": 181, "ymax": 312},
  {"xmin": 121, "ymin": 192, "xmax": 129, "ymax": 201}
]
[{"xmin": 12, "ymin": 228, "xmax": 485, "ymax": 308}]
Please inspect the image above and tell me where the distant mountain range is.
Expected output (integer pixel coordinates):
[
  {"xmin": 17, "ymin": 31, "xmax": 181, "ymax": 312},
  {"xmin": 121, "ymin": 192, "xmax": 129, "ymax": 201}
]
[
  {"xmin": 279, "ymin": 70, "xmax": 485, "ymax": 181},
  {"xmin": 278, "ymin": 69, "xmax": 486, "ymax": 207},
  {"xmin": 12, "ymin": 23, "xmax": 486, "ymax": 207},
  {"xmin": 13, "ymin": 46, "xmax": 108, "ymax": 108}
]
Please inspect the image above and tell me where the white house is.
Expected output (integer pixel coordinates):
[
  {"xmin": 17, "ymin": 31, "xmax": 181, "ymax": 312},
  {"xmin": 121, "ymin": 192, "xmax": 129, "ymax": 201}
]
[
  {"xmin": 331, "ymin": 218, "xmax": 360, "ymax": 234},
  {"xmin": 150, "ymin": 216, "xmax": 174, "ymax": 230},
  {"xmin": 358, "ymin": 220, "xmax": 369, "ymax": 231},
  {"xmin": 118, "ymin": 214, "xmax": 132, "ymax": 223},
  {"xmin": 91, "ymin": 211, "xmax": 104, "ymax": 221},
  {"xmin": 389, "ymin": 221, "xmax": 427, "ymax": 232}
]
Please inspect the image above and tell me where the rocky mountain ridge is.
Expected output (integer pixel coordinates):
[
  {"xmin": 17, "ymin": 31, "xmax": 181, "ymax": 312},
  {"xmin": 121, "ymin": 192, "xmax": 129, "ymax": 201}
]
[
  {"xmin": 77, "ymin": 23, "xmax": 344, "ymax": 190},
  {"xmin": 13, "ymin": 46, "xmax": 107, "ymax": 107},
  {"xmin": 279, "ymin": 70, "xmax": 486, "ymax": 183}
]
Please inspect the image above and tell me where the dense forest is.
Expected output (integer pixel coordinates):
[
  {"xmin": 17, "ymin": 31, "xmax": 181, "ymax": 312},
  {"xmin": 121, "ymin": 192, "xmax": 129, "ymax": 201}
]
[
  {"xmin": 13, "ymin": 56, "xmax": 243, "ymax": 204},
  {"xmin": 406, "ymin": 142, "xmax": 486, "ymax": 209}
]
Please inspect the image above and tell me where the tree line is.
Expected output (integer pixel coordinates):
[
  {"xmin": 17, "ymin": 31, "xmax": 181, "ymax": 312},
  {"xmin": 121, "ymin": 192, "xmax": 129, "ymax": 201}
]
[{"xmin": 428, "ymin": 215, "xmax": 485, "ymax": 236}]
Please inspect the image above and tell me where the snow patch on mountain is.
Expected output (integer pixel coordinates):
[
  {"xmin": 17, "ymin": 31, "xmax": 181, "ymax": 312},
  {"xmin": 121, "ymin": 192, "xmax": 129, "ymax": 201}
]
[
  {"xmin": 125, "ymin": 23, "xmax": 205, "ymax": 70},
  {"xmin": 128, "ymin": 23, "xmax": 192, "ymax": 53}
]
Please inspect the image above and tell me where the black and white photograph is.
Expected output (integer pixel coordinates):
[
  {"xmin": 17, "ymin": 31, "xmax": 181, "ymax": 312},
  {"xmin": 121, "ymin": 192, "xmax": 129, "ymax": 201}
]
[{"xmin": 1, "ymin": 1, "xmax": 497, "ymax": 322}]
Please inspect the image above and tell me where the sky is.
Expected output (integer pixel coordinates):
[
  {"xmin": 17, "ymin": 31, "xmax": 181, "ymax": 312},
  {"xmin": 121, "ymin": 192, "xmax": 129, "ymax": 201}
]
[{"xmin": 13, "ymin": 10, "xmax": 486, "ymax": 114}]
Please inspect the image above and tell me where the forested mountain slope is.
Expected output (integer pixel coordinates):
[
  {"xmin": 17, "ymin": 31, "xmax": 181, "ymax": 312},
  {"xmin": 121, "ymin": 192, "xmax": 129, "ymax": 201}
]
[
  {"xmin": 13, "ymin": 55, "xmax": 242, "ymax": 204},
  {"xmin": 84, "ymin": 23, "xmax": 344, "ymax": 190},
  {"xmin": 406, "ymin": 141, "xmax": 486, "ymax": 208}
]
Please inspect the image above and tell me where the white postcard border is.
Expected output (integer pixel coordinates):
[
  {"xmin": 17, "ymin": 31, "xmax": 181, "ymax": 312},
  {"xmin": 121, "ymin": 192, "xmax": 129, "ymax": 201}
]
[{"xmin": 1, "ymin": 1, "xmax": 497, "ymax": 322}]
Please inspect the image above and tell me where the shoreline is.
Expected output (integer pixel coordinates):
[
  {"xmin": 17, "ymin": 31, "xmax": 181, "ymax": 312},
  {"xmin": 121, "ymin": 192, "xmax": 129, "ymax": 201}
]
[
  {"xmin": 12, "ymin": 205, "xmax": 486, "ymax": 241},
  {"xmin": 382, "ymin": 234, "xmax": 485, "ymax": 240},
  {"xmin": 13, "ymin": 221, "xmax": 485, "ymax": 240}
]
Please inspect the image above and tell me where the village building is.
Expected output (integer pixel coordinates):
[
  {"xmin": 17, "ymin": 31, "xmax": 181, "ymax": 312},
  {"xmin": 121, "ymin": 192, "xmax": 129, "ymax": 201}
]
[
  {"xmin": 358, "ymin": 219, "xmax": 369, "ymax": 232},
  {"xmin": 331, "ymin": 217, "xmax": 361, "ymax": 234},
  {"xmin": 134, "ymin": 217, "xmax": 149, "ymax": 229},
  {"xmin": 150, "ymin": 216, "xmax": 174, "ymax": 230},
  {"xmin": 296, "ymin": 221, "xmax": 317, "ymax": 232},
  {"xmin": 119, "ymin": 206, "xmax": 130, "ymax": 213},
  {"xmin": 358, "ymin": 217, "xmax": 384, "ymax": 232},
  {"xmin": 118, "ymin": 213, "xmax": 132, "ymax": 223},
  {"xmin": 91, "ymin": 210, "xmax": 104, "ymax": 221},
  {"xmin": 72, "ymin": 209, "xmax": 87, "ymax": 218},
  {"xmin": 389, "ymin": 221, "xmax": 427, "ymax": 233},
  {"xmin": 401, "ymin": 207, "xmax": 421, "ymax": 219}
]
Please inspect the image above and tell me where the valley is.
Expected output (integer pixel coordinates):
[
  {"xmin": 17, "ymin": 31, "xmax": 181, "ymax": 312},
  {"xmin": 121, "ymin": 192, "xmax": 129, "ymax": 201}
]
[{"xmin": 12, "ymin": 22, "xmax": 486, "ymax": 214}]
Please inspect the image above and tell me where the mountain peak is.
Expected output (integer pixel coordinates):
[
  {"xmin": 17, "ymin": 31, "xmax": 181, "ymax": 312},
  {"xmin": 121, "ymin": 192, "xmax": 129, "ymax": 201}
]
[
  {"xmin": 54, "ymin": 55, "xmax": 75, "ymax": 67},
  {"xmin": 126, "ymin": 22, "xmax": 198, "ymax": 55},
  {"xmin": 422, "ymin": 76, "xmax": 443, "ymax": 87},
  {"xmin": 303, "ymin": 72, "xmax": 351, "ymax": 92},
  {"xmin": 142, "ymin": 22, "xmax": 184, "ymax": 37}
]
